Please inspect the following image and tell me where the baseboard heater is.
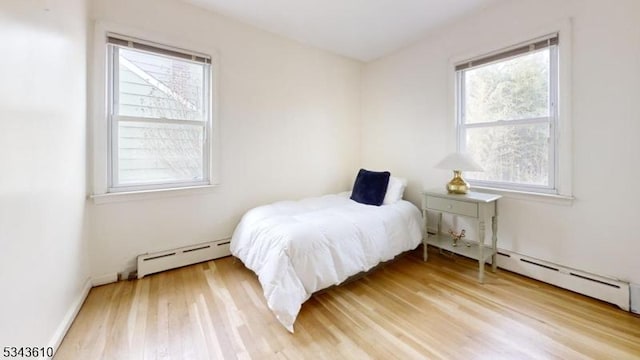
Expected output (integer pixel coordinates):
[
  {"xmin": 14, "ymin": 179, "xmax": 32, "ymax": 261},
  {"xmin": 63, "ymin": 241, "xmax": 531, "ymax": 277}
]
[
  {"xmin": 496, "ymin": 250, "xmax": 630, "ymax": 311},
  {"xmin": 137, "ymin": 239, "xmax": 231, "ymax": 279}
]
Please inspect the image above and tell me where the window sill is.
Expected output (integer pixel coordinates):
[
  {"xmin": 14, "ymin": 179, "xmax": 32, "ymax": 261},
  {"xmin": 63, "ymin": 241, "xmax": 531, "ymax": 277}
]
[
  {"xmin": 472, "ymin": 186, "xmax": 574, "ymax": 206},
  {"xmin": 90, "ymin": 184, "xmax": 217, "ymax": 205}
]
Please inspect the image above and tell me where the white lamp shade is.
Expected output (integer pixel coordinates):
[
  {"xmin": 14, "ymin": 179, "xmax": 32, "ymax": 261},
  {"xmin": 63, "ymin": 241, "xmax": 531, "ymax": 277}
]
[{"xmin": 435, "ymin": 152, "xmax": 483, "ymax": 172}]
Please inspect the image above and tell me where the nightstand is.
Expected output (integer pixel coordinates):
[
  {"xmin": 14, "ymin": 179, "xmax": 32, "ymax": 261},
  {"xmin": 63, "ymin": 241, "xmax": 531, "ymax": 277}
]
[{"xmin": 422, "ymin": 189, "xmax": 501, "ymax": 283}]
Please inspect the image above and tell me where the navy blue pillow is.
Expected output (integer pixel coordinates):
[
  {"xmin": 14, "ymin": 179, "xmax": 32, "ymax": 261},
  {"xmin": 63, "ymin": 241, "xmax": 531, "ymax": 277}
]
[{"xmin": 350, "ymin": 169, "xmax": 391, "ymax": 206}]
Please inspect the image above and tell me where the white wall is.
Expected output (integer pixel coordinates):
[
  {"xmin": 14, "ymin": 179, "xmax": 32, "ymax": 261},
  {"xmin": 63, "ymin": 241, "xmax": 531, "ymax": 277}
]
[
  {"xmin": 89, "ymin": 0, "xmax": 362, "ymax": 278},
  {"xmin": 362, "ymin": 0, "xmax": 640, "ymax": 284},
  {"xmin": 0, "ymin": 0, "xmax": 90, "ymax": 349}
]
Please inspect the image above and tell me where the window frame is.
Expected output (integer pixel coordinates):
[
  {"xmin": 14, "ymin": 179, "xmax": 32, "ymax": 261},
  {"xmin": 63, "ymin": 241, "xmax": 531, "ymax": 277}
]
[
  {"xmin": 106, "ymin": 39, "xmax": 212, "ymax": 192},
  {"xmin": 455, "ymin": 35, "xmax": 560, "ymax": 194},
  {"xmin": 89, "ymin": 22, "xmax": 221, "ymax": 201}
]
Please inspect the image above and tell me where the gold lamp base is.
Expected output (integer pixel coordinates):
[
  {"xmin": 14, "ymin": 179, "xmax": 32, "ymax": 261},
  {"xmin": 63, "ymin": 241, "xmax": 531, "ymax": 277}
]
[{"xmin": 446, "ymin": 170, "xmax": 470, "ymax": 194}]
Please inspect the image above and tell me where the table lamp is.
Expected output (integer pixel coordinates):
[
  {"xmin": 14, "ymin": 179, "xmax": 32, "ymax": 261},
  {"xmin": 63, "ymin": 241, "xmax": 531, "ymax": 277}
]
[{"xmin": 435, "ymin": 152, "xmax": 483, "ymax": 194}]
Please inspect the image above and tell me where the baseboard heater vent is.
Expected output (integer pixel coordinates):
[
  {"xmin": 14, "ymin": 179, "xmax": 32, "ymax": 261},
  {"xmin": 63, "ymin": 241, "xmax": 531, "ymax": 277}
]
[
  {"xmin": 520, "ymin": 258, "xmax": 559, "ymax": 272},
  {"xmin": 137, "ymin": 239, "xmax": 231, "ymax": 279},
  {"xmin": 497, "ymin": 250, "xmax": 629, "ymax": 311}
]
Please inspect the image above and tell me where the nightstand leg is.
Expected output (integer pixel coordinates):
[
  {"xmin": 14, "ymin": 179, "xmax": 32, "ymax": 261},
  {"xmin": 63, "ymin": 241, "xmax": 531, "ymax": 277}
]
[
  {"xmin": 423, "ymin": 209, "xmax": 428, "ymax": 261},
  {"xmin": 491, "ymin": 215, "xmax": 498, "ymax": 273},
  {"xmin": 478, "ymin": 220, "xmax": 485, "ymax": 283},
  {"xmin": 423, "ymin": 240, "xmax": 428, "ymax": 261}
]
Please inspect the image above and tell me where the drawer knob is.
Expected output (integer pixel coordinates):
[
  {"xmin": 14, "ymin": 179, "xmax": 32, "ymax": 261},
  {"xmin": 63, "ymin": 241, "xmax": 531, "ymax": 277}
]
[{"xmin": 447, "ymin": 204, "xmax": 453, "ymax": 209}]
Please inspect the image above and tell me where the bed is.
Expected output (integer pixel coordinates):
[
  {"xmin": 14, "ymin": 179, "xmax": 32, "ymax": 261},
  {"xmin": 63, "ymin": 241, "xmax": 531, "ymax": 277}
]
[{"xmin": 230, "ymin": 171, "xmax": 423, "ymax": 332}]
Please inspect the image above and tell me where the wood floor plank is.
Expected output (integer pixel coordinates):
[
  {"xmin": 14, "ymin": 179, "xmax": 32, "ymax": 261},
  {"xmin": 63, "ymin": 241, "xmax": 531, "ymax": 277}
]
[{"xmin": 55, "ymin": 247, "xmax": 640, "ymax": 359}]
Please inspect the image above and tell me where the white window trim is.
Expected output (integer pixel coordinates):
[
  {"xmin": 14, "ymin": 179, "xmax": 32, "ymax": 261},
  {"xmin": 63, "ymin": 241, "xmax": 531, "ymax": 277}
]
[
  {"xmin": 91, "ymin": 184, "xmax": 218, "ymax": 205},
  {"xmin": 91, "ymin": 21, "xmax": 221, "ymax": 203},
  {"xmin": 447, "ymin": 18, "xmax": 573, "ymax": 202}
]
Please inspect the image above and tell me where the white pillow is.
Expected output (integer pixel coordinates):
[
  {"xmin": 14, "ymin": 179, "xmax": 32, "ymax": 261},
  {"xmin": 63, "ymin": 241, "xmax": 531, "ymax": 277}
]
[{"xmin": 383, "ymin": 176, "xmax": 407, "ymax": 205}]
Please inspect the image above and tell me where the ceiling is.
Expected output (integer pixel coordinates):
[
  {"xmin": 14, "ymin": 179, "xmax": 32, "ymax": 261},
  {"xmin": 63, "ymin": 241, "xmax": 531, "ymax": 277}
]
[{"xmin": 183, "ymin": 0, "xmax": 500, "ymax": 62}]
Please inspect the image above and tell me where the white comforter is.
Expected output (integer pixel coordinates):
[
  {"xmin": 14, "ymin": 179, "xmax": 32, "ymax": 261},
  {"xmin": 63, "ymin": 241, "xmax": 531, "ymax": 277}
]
[{"xmin": 230, "ymin": 193, "xmax": 423, "ymax": 332}]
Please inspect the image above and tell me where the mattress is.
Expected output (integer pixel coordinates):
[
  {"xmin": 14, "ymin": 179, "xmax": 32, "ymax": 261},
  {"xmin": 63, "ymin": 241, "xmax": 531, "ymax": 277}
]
[{"xmin": 230, "ymin": 192, "xmax": 423, "ymax": 332}]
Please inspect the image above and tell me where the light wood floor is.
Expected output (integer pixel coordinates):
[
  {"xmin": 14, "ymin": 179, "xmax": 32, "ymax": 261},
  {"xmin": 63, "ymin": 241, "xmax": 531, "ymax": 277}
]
[{"xmin": 56, "ymin": 247, "xmax": 640, "ymax": 359}]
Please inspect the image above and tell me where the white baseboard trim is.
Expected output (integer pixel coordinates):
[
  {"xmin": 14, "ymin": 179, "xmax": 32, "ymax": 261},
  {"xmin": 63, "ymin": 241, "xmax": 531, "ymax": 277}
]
[
  {"xmin": 92, "ymin": 273, "xmax": 118, "ymax": 286},
  {"xmin": 46, "ymin": 274, "xmax": 120, "ymax": 359},
  {"xmin": 47, "ymin": 278, "xmax": 92, "ymax": 359}
]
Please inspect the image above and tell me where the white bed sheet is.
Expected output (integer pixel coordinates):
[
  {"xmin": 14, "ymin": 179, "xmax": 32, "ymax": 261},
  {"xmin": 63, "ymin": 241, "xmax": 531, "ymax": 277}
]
[{"xmin": 230, "ymin": 193, "xmax": 423, "ymax": 332}]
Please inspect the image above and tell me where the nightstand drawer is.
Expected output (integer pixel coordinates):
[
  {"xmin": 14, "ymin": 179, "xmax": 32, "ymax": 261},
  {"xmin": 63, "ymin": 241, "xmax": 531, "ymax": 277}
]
[{"xmin": 426, "ymin": 196, "xmax": 478, "ymax": 218}]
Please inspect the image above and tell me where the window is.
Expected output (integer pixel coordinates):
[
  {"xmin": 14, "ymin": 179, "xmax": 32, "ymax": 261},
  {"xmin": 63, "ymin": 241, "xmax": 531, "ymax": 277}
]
[
  {"xmin": 456, "ymin": 34, "xmax": 558, "ymax": 193},
  {"xmin": 107, "ymin": 35, "xmax": 212, "ymax": 192}
]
